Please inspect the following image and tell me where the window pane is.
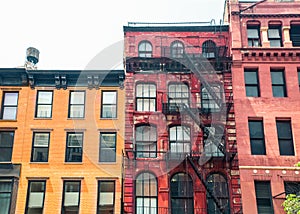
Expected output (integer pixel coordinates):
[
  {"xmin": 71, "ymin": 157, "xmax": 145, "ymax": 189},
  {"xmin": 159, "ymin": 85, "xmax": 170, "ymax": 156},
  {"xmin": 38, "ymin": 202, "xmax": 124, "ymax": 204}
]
[
  {"xmin": 68, "ymin": 134, "xmax": 83, "ymax": 146},
  {"xmin": 249, "ymin": 121, "xmax": 264, "ymax": 138},
  {"xmin": 268, "ymin": 29, "xmax": 280, "ymax": 38},
  {"xmin": 255, "ymin": 181, "xmax": 274, "ymax": 214},
  {"xmin": 270, "ymin": 40, "xmax": 281, "ymax": 47},
  {"xmin": 271, "ymin": 72, "xmax": 284, "ymax": 84},
  {"xmin": 103, "ymin": 92, "xmax": 116, "ymax": 104},
  {"xmin": 272, "ymin": 86, "xmax": 285, "ymax": 97},
  {"xmin": 32, "ymin": 148, "xmax": 48, "ymax": 162},
  {"xmin": 100, "ymin": 133, "xmax": 116, "ymax": 162},
  {"xmin": 37, "ymin": 92, "xmax": 52, "ymax": 104},
  {"xmin": 69, "ymin": 106, "xmax": 84, "ymax": 118},
  {"xmin": 247, "ymin": 29, "xmax": 259, "ymax": 38},
  {"xmin": 28, "ymin": 181, "xmax": 45, "ymax": 208},
  {"xmin": 70, "ymin": 92, "xmax": 85, "ymax": 104},
  {"xmin": 0, "ymin": 132, "xmax": 14, "ymax": 147},
  {"xmin": 244, "ymin": 71, "xmax": 258, "ymax": 84},
  {"xmin": 36, "ymin": 105, "xmax": 52, "ymax": 118},
  {"xmin": 4, "ymin": 93, "xmax": 18, "ymax": 105},
  {"xmin": 0, "ymin": 180, "xmax": 12, "ymax": 214},
  {"xmin": 34, "ymin": 134, "xmax": 49, "ymax": 146},
  {"xmin": 246, "ymin": 86, "xmax": 259, "ymax": 97},
  {"xmin": 64, "ymin": 182, "xmax": 80, "ymax": 207},
  {"xmin": 3, "ymin": 107, "xmax": 17, "ymax": 120}
]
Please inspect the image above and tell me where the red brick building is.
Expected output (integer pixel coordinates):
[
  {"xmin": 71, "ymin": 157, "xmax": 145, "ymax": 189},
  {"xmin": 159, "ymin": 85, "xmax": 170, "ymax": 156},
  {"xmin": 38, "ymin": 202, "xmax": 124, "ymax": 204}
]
[
  {"xmin": 122, "ymin": 23, "xmax": 242, "ymax": 214},
  {"xmin": 226, "ymin": 0, "xmax": 300, "ymax": 213}
]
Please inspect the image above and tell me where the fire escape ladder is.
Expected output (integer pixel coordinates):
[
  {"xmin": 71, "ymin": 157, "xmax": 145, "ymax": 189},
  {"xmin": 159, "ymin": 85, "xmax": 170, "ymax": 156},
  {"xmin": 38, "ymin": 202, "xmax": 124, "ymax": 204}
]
[
  {"xmin": 187, "ymin": 156, "xmax": 226, "ymax": 214},
  {"xmin": 179, "ymin": 103, "xmax": 226, "ymax": 156},
  {"xmin": 181, "ymin": 53, "xmax": 224, "ymax": 109}
]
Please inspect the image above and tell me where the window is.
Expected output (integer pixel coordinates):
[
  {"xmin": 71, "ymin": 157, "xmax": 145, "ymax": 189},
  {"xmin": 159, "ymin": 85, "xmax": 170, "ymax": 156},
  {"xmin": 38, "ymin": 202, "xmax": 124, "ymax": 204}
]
[
  {"xmin": 136, "ymin": 84, "xmax": 156, "ymax": 112},
  {"xmin": 255, "ymin": 181, "xmax": 274, "ymax": 214},
  {"xmin": 171, "ymin": 41, "xmax": 184, "ymax": 58},
  {"xmin": 62, "ymin": 181, "xmax": 81, "ymax": 214},
  {"xmin": 0, "ymin": 131, "xmax": 14, "ymax": 162},
  {"xmin": 298, "ymin": 69, "xmax": 300, "ymax": 90},
  {"xmin": 135, "ymin": 125, "xmax": 157, "ymax": 158},
  {"xmin": 135, "ymin": 172, "xmax": 157, "ymax": 214},
  {"xmin": 68, "ymin": 91, "xmax": 85, "ymax": 118},
  {"xmin": 25, "ymin": 181, "xmax": 46, "ymax": 214},
  {"xmin": 207, "ymin": 173, "xmax": 230, "ymax": 214},
  {"xmin": 202, "ymin": 40, "xmax": 216, "ymax": 58},
  {"xmin": 99, "ymin": 133, "xmax": 116, "ymax": 162},
  {"xmin": 97, "ymin": 181, "xmax": 115, "ymax": 214},
  {"xmin": 284, "ymin": 181, "xmax": 300, "ymax": 196},
  {"xmin": 268, "ymin": 25, "xmax": 282, "ymax": 47},
  {"xmin": 203, "ymin": 126, "xmax": 224, "ymax": 157},
  {"xmin": 0, "ymin": 179, "xmax": 13, "ymax": 214},
  {"xmin": 138, "ymin": 41, "xmax": 152, "ymax": 57},
  {"xmin": 169, "ymin": 126, "xmax": 190, "ymax": 158},
  {"xmin": 276, "ymin": 120, "xmax": 294, "ymax": 155},
  {"xmin": 168, "ymin": 83, "xmax": 189, "ymax": 111},
  {"xmin": 65, "ymin": 133, "xmax": 83, "ymax": 162},
  {"xmin": 1, "ymin": 92, "xmax": 18, "ymax": 120},
  {"xmin": 170, "ymin": 173, "xmax": 193, "ymax": 214},
  {"xmin": 101, "ymin": 91, "xmax": 117, "ymax": 118},
  {"xmin": 201, "ymin": 85, "xmax": 222, "ymax": 112},
  {"xmin": 290, "ymin": 24, "xmax": 300, "ymax": 47},
  {"xmin": 271, "ymin": 69, "xmax": 287, "ymax": 97},
  {"xmin": 248, "ymin": 120, "xmax": 266, "ymax": 155},
  {"xmin": 247, "ymin": 25, "xmax": 260, "ymax": 47},
  {"xmin": 31, "ymin": 133, "xmax": 50, "ymax": 162},
  {"xmin": 35, "ymin": 91, "xmax": 53, "ymax": 118},
  {"xmin": 244, "ymin": 69, "xmax": 260, "ymax": 97}
]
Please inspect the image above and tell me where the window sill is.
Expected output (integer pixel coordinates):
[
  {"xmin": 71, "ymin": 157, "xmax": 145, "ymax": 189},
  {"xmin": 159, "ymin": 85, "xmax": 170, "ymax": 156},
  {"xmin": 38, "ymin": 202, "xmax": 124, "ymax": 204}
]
[
  {"xmin": 30, "ymin": 162, "xmax": 49, "ymax": 164},
  {"xmin": 98, "ymin": 162, "xmax": 117, "ymax": 165},
  {"xmin": 100, "ymin": 118, "xmax": 118, "ymax": 120},
  {"xmin": 64, "ymin": 162, "xmax": 83, "ymax": 165},
  {"xmin": 67, "ymin": 118, "xmax": 85, "ymax": 120},
  {"xmin": 34, "ymin": 118, "xmax": 52, "ymax": 120},
  {"xmin": 0, "ymin": 119, "xmax": 17, "ymax": 122}
]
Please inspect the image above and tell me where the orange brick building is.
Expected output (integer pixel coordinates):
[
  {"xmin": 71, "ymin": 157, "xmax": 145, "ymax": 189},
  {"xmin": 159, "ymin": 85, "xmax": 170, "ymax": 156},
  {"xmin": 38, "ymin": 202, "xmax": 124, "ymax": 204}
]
[
  {"xmin": 0, "ymin": 67, "xmax": 125, "ymax": 213},
  {"xmin": 226, "ymin": 0, "xmax": 300, "ymax": 213}
]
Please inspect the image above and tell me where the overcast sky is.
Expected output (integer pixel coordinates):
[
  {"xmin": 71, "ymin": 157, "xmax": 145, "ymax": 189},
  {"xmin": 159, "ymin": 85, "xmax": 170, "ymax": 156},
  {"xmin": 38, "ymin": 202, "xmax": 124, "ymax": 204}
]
[{"xmin": 0, "ymin": 0, "xmax": 225, "ymax": 70}]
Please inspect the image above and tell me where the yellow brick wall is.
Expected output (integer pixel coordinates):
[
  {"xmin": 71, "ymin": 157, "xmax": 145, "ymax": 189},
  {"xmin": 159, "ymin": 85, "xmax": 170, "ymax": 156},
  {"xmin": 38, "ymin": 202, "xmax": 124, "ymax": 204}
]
[{"xmin": 0, "ymin": 86, "xmax": 124, "ymax": 213}]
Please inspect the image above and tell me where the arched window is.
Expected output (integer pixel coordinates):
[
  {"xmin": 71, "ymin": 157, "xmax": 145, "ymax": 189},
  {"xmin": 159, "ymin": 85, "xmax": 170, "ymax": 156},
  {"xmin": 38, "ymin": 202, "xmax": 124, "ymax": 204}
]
[
  {"xmin": 135, "ymin": 172, "xmax": 157, "ymax": 214},
  {"xmin": 202, "ymin": 40, "xmax": 216, "ymax": 58},
  {"xmin": 206, "ymin": 173, "xmax": 230, "ymax": 214},
  {"xmin": 170, "ymin": 41, "xmax": 184, "ymax": 58},
  {"xmin": 168, "ymin": 83, "xmax": 189, "ymax": 108},
  {"xmin": 135, "ymin": 125, "xmax": 157, "ymax": 158},
  {"xmin": 169, "ymin": 126, "xmax": 190, "ymax": 159},
  {"xmin": 170, "ymin": 173, "xmax": 194, "ymax": 214},
  {"xmin": 136, "ymin": 83, "xmax": 156, "ymax": 112},
  {"xmin": 138, "ymin": 41, "xmax": 152, "ymax": 57}
]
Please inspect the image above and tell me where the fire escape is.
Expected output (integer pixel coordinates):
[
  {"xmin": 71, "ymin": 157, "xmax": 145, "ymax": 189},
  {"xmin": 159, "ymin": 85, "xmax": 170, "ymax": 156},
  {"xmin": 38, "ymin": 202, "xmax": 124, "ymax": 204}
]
[{"xmin": 123, "ymin": 34, "xmax": 240, "ymax": 214}]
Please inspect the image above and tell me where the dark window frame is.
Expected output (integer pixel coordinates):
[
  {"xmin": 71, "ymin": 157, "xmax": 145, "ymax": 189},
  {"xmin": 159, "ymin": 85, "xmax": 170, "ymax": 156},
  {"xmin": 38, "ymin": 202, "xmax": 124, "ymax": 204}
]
[
  {"xmin": 97, "ymin": 180, "xmax": 115, "ymax": 214},
  {"xmin": 244, "ymin": 69, "xmax": 260, "ymax": 97},
  {"xmin": 290, "ymin": 24, "xmax": 300, "ymax": 47},
  {"xmin": 271, "ymin": 69, "xmax": 287, "ymax": 97},
  {"xmin": 202, "ymin": 40, "xmax": 216, "ymax": 58},
  {"xmin": 169, "ymin": 126, "xmax": 191, "ymax": 158},
  {"xmin": 138, "ymin": 41, "xmax": 153, "ymax": 58},
  {"xmin": 201, "ymin": 84, "xmax": 223, "ymax": 112},
  {"xmin": 170, "ymin": 172, "xmax": 194, "ymax": 214},
  {"xmin": 101, "ymin": 91, "xmax": 117, "ymax": 118},
  {"xmin": 135, "ymin": 172, "xmax": 158, "ymax": 214},
  {"xmin": 31, "ymin": 132, "xmax": 50, "ymax": 162},
  {"xmin": 65, "ymin": 132, "xmax": 83, "ymax": 162},
  {"xmin": 247, "ymin": 25, "xmax": 261, "ymax": 47},
  {"xmin": 61, "ymin": 180, "xmax": 81, "ymax": 214},
  {"xmin": 136, "ymin": 83, "xmax": 156, "ymax": 112},
  {"xmin": 276, "ymin": 120, "xmax": 295, "ymax": 156},
  {"xmin": 298, "ymin": 69, "xmax": 300, "ymax": 90},
  {"xmin": 248, "ymin": 120, "xmax": 266, "ymax": 155},
  {"xmin": 207, "ymin": 173, "xmax": 230, "ymax": 214},
  {"xmin": 168, "ymin": 83, "xmax": 189, "ymax": 110},
  {"xmin": 284, "ymin": 181, "xmax": 300, "ymax": 195},
  {"xmin": 0, "ymin": 179, "xmax": 13, "ymax": 214},
  {"xmin": 35, "ymin": 90, "xmax": 53, "ymax": 118},
  {"xmin": 170, "ymin": 41, "xmax": 184, "ymax": 58},
  {"xmin": 0, "ymin": 131, "xmax": 15, "ymax": 162},
  {"xmin": 135, "ymin": 125, "xmax": 157, "ymax": 158},
  {"xmin": 254, "ymin": 181, "xmax": 274, "ymax": 214},
  {"xmin": 68, "ymin": 91, "xmax": 85, "ymax": 118},
  {"xmin": 99, "ymin": 132, "xmax": 117, "ymax": 163},
  {"xmin": 1, "ymin": 92, "xmax": 19, "ymax": 120},
  {"xmin": 268, "ymin": 25, "xmax": 282, "ymax": 47},
  {"xmin": 25, "ymin": 180, "xmax": 46, "ymax": 214}
]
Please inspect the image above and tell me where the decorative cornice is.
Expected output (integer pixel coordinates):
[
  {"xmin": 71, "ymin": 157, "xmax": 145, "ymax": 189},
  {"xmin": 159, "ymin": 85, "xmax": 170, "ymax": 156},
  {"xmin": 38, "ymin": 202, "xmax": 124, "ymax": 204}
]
[{"xmin": 237, "ymin": 13, "xmax": 300, "ymax": 18}]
